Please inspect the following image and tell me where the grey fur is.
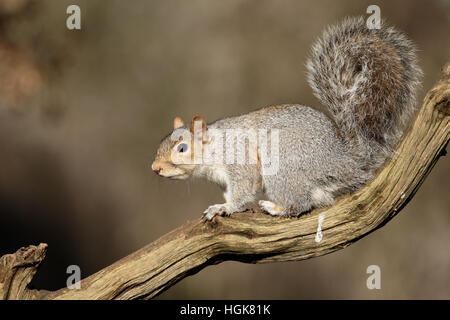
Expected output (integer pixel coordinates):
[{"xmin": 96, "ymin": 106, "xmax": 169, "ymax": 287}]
[
  {"xmin": 306, "ymin": 16, "xmax": 422, "ymax": 169},
  {"xmin": 153, "ymin": 16, "xmax": 423, "ymax": 219}
]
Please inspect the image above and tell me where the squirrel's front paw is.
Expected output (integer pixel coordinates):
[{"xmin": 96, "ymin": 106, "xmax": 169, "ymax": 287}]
[{"xmin": 203, "ymin": 204, "xmax": 230, "ymax": 220}]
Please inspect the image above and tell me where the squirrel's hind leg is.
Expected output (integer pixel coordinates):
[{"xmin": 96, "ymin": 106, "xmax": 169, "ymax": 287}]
[
  {"xmin": 259, "ymin": 200, "xmax": 313, "ymax": 217},
  {"xmin": 258, "ymin": 200, "xmax": 288, "ymax": 216},
  {"xmin": 259, "ymin": 200, "xmax": 309, "ymax": 217}
]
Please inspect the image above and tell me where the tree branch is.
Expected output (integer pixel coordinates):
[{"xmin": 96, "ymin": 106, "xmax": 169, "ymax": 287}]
[{"xmin": 1, "ymin": 63, "xmax": 449, "ymax": 300}]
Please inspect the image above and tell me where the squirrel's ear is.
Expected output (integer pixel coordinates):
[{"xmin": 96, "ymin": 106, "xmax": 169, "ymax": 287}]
[
  {"xmin": 190, "ymin": 115, "xmax": 208, "ymax": 143},
  {"xmin": 173, "ymin": 117, "xmax": 184, "ymax": 129},
  {"xmin": 190, "ymin": 115, "xmax": 206, "ymax": 134}
]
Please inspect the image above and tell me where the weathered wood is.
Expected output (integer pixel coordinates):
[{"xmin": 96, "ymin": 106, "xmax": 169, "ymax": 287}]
[
  {"xmin": 0, "ymin": 243, "xmax": 48, "ymax": 300},
  {"xmin": 1, "ymin": 63, "xmax": 449, "ymax": 300}
]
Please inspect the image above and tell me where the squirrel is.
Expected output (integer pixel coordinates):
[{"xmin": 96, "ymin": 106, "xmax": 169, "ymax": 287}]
[{"xmin": 151, "ymin": 16, "xmax": 422, "ymax": 220}]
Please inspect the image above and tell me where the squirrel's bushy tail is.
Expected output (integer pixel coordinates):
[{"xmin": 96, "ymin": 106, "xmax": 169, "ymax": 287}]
[{"xmin": 306, "ymin": 17, "xmax": 422, "ymax": 168}]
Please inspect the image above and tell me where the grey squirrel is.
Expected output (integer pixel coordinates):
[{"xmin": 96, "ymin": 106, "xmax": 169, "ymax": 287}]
[{"xmin": 151, "ymin": 16, "xmax": 422, "ymax": 220}]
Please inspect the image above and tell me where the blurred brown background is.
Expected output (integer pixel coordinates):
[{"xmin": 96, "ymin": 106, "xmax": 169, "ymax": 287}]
[{"xmin": 0, "ymin": 0, "xmax": 448, "ymax": 299}]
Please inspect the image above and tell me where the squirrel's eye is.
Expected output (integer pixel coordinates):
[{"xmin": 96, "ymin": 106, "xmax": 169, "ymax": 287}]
[{"xmin": 177, "ymin": 143, "xmax": 188, "ymax": 153}]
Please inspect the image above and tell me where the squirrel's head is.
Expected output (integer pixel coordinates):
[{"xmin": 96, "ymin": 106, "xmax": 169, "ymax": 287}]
[{"xmin": 152, "ymin": 115, "xmax": 209, "ymax": 180}]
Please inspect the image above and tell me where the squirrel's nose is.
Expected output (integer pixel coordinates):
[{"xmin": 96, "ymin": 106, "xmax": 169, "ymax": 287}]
[{"xmin": 151, "ymin": 162, "xmax": 162, "ymax": 175}]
